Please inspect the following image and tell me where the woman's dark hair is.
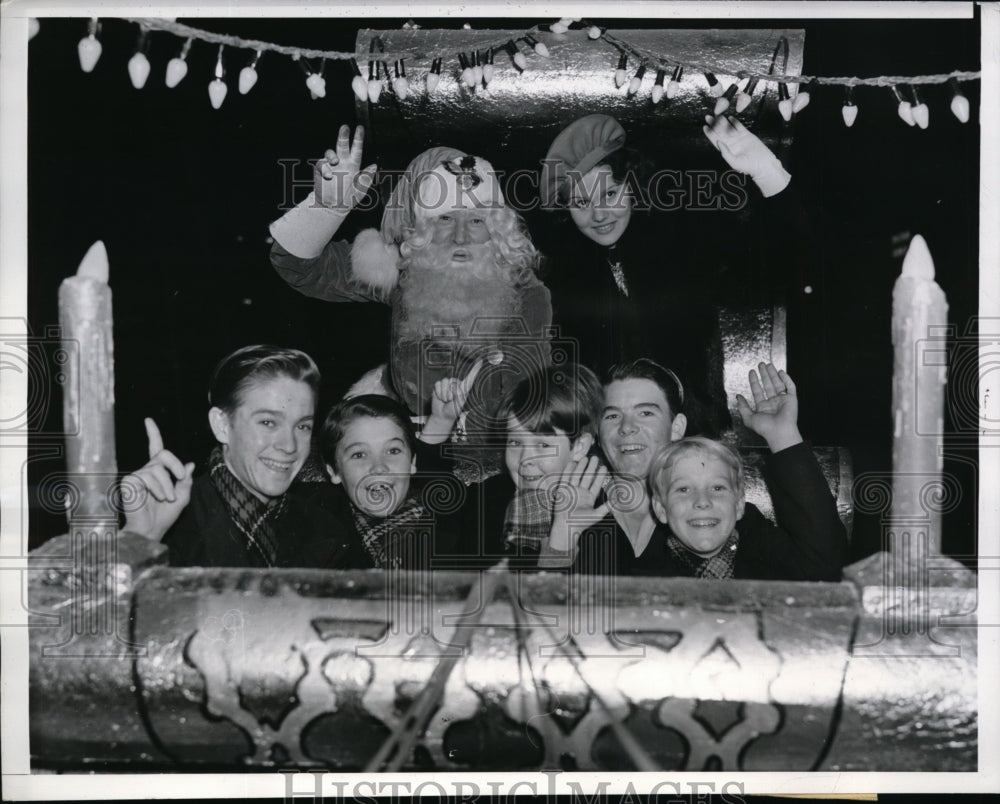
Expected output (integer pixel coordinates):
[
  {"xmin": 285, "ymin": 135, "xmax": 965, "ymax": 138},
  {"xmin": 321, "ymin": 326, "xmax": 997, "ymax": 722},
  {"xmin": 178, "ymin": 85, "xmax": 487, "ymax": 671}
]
[
  {"xmin": 498, "ymin": 363, "xmax": 604, "ymax": 441},
  {"xmin": 597, "ymin": 146, "xmax": 656, "ymax": 210},
  {"xmin": 208, "ymin": 345, "xmax": 320, "ymax": 413},
  {"xmin": 319, "ymin": 394, "xmax": 417, "ymax": 471},
  {"xmin": 605, "ymin": 358, "xmax": 686, "ymax": 419},
  {"xmin": 554, "ymin": 145, "xmax": 656, "ymax": 219}
]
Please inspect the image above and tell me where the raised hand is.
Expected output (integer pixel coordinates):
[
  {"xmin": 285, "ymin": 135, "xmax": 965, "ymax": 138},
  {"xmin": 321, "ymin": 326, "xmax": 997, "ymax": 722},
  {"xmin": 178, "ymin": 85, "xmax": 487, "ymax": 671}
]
[
  {"xmin": 702, "ymin": 115, "xmax": 791, "ymax": 197},
  {"xmin": 122, "ymin": 418, "xmax": 195, "ymax": 541},
  {"xmin": 548, "ymin": 456, "xmax": 610, "ymax": 552},
  {"xmin": 421, "ymin": 359, "xmax": 484, "ymax": 444},
  {"xmin": 314, "ymin": 124, "xmax": 377, "ymax": 212},
  {"xmin": 736, "ymin": 363, "xmax": 803, "ymax": 452}
]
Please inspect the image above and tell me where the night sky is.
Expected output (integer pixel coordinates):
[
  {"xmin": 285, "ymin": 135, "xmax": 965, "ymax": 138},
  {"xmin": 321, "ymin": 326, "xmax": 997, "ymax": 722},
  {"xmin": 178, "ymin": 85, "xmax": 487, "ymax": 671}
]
[{"xmin": 24, "ymin": 12, "xmax": 982, "ymax": 563}]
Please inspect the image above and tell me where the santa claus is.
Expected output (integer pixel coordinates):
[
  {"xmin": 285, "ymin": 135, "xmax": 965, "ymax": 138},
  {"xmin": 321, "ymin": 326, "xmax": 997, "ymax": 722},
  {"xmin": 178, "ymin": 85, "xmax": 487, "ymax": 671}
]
[{"xmin": 270, "ymin": 125, "xmax": 552, "ymax": 444}]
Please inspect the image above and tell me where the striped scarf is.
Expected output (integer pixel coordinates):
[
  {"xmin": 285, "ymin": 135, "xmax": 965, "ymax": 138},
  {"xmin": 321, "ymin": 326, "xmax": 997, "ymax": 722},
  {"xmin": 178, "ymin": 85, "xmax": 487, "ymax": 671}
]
[
  {"xmin": 665, "ymin": 528, "xmax": 740, "ymax": 579},
  {"xmin": 503, "ymin": 488, "xmax": 553, "ymax": 557},
  {"xmin": 350, "ymin": 496, "xmax": 428, "ymax": 569},
  {"xmin": 208, "ymin": 446, "xmax": 286, "ymax": 567}
]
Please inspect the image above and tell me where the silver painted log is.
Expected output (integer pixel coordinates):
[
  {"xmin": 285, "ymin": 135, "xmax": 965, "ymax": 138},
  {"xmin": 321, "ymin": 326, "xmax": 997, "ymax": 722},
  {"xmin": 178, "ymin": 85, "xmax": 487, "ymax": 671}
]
[{"xmin": 28, "ymin": 534, "xmax": 976, "ymax": 771}]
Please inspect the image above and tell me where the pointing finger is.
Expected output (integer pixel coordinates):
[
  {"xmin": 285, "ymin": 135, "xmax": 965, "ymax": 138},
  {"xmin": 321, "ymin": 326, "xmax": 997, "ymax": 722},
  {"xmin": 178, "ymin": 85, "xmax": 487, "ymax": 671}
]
[
  {"xmin": 461, "ymin": 358, "xmax": 484, "ymax": 392},
  {"xmin": 145, "ymin": 417, "xmax": 164, "ymax": 459}
]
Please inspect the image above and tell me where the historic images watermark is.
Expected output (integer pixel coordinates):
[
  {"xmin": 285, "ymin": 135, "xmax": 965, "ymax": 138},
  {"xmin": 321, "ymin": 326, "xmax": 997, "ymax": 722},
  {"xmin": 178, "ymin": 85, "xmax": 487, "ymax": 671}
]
[{"xmin": 275, "ymin": 161, "xmax": 751, "ymax": 215}]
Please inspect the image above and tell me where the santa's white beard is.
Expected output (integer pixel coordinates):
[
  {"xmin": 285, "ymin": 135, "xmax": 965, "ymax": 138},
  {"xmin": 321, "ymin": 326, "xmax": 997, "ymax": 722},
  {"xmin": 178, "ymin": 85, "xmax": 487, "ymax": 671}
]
[{"xmin": 395, "ymin": 242, "xmax": 521, "ymax": 342}]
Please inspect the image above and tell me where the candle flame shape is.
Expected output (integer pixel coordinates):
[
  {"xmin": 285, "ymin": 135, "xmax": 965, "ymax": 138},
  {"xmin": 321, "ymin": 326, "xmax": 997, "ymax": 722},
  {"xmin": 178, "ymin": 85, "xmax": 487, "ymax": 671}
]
[
  {"xmin": 78, "ymin": 240, "xmax": 109, "ymax": 283},
  {"xmin": 902, "ymin": 234, "xmax": 934, "ymax": 281}
]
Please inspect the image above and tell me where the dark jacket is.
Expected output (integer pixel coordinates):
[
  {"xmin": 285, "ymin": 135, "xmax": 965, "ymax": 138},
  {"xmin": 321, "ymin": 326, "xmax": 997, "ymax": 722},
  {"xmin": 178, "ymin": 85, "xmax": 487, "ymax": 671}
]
[
  {"xmin": 570, "ymin": 442, "xmax": 847, "ymax": 581},
  {"xmin": 542, "ymin": 214, "xmax": 729, "ymax": 437},
  {"xmin": 162, "ymin": 474, "xmax": 355, "ymax": 569}
]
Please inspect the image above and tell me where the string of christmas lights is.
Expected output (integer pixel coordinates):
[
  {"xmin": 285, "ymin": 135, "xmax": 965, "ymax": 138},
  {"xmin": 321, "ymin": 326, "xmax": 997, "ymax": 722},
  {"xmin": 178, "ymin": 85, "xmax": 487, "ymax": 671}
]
[{"xmin": 37, "ymin": 15, "xmax": 981, "ymax": 126}]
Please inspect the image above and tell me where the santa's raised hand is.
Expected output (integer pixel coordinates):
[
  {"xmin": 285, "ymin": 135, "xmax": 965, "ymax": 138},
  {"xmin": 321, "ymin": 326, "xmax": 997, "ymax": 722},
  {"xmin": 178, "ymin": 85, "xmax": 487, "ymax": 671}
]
[{"xmin": 314, "ymin": 124, "xmax": 377, "ymax": 212}]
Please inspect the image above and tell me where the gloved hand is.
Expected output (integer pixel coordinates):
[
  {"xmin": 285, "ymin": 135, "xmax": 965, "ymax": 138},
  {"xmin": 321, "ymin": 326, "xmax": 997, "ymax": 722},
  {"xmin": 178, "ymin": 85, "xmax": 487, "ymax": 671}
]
[
  {"xmin": 269, "ymin": 124, "xmax": 377, "ymax": 258},
  {"xmin": 703, "ymin": 115, "xmax": 791, "ymax": 198}
]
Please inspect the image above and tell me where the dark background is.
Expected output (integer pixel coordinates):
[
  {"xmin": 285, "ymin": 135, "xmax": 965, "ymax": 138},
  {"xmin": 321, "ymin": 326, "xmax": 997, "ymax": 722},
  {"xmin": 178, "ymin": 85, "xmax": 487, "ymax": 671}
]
[{"xmin": 25, "ymin": 13, "xmax": 981, "ymax": 564}]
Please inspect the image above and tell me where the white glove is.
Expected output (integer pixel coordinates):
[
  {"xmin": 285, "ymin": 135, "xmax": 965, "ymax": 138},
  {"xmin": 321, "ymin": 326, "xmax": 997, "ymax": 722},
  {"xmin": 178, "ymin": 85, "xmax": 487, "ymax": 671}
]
[
  {"xmin": 703, "ymin": 115, "xmax": 791, "ymax": 198},
  {"xmin": 269, "ymin": 124, "xmax": 377, "ymax": 258}
]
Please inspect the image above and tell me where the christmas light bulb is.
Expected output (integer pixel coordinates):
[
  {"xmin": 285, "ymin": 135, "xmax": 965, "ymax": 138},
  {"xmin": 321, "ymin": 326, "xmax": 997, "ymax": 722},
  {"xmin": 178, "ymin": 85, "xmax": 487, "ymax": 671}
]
[
  {"xmin": 842, "ymin": 86, "xmax": 857, "ymax": 127},
  {"xmin": 29, "ymin": 18, "xmax": 40, "ymax": 40},
  {"xmin": 912, "ymin": 102, "xmax": 929, "ymax": 128},
  {"xmin": 78, "ymin": 35, "xmax": 102, "ymax": 73},
  {"xmin": 627, "ymin": 65, "xmax": 645, "ymax": 96},
  {"xmin": 472, "ymin": 53, "xmax": 483, "ymax": 85},
  {"xmin": 587, "ymin": 26, "xmax": 602, "ymax": 40},
  {"xmin": 891, "ymin": 86, "xmax": 915, "ymax": 126},
  {"xmin": 165, "ymin": 58, "xmax": 188, "ymax": 88},
  {"xmin": 705, "ymin": 72, "xmax": 723, "ymax": 97},
  {"xmin": 128, "ymin": 52, "xmax": 150, "ymax": 89},
  {"xmin": 506, "ymin": 41, "xmax": 526, "ymax": 72},
  {"xmin": 348, "ymin": 58, "xmax": 366, "ymax": 101},
  {"xmin": 306, "ymin": 73, "xmax": 326, "ymax": 98},
  {"xmin": 951, "ymin": 93, "xmax": 970, "ymax": 123},
  {"xmin": 792, "ymin": 79, "xmax": 815, "ymax": 113},
  {"xmin": 368, "ymin": 78, "xmax": 382, "ymax": 103},
  {"xmin": 459, "ymin": 53, "xmax": 475, "ymax": 87},
  {"xmin": 550, "ymin": 20, "xmax": 569, "ymax": 34},
  {"xmin": 614, "ymin": 52, "xmax": 628, "ymax": 88},
  {"xmin": 77, "ymin": 19, "xmax": 102, "ymax": 73},
  {"xmin": 238, "ymin": 66, "xmax": 257, "ymax": 94},
  {"xmin": 778, "ymin": 83, "xmax": 792, "ymax": 121},
  {"xmin": 735, "ymin": 76, "xmax": 759, "ymax": 113},
  {"xmin": 208, "ymin": 78, "xmax": 227, "ymax": 109},
  {"xmin": 948, "ymin": 78, "xmax": 969, "ymax": 123},
  {"xmin": 714, "ymin": 83, "xmax": 738, "ymax": 115},
  {"xmin": 666, "ymin": 65, "xmax": 683, "ymax": 100},
  {"xmin": 651, "ymin": 69, "xmax": 666, "ymax": 104},
  {"xmin": 482, "ymin": 61, "xmax": 495, "ymax": 85},
  {"xmin": 524, "ymin": 36, "xmax": 549, "ymax": 58},
  {"xmin": 238, "ymin": 51, "xmax": 261, "ymax": 95},
  {"xmin": 426, "ymin": 59, "xmax": 442, "ymax": 93}
]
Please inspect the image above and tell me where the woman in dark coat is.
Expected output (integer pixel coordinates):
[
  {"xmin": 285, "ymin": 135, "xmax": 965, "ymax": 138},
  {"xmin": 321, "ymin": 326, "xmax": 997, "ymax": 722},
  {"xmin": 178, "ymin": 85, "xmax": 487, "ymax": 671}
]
[{"xmin": 538, "ymin": 114, "xmax": 793, "ymax": 438}]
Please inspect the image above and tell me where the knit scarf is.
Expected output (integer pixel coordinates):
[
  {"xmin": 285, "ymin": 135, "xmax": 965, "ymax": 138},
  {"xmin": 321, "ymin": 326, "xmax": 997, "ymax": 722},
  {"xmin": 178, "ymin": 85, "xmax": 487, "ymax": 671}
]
[
  {"xmin": 351, "ymin": 496, "xmax": 428, "ymax": 569},
  {"xmin": 503, "ymin": 488, "xmax": 553, "ymax": 556},
  {"xmin": 665, "ymin": 528, "xmax": 740, "ymax": 579},
  {"xmin": 208, "ymin": 446, "xmax": 286, "ymax": 567}
]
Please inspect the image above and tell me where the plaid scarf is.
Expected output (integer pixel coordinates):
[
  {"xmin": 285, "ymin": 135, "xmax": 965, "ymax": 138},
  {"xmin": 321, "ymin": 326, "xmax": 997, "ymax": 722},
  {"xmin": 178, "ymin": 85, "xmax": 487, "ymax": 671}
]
[
  {"xmin": 503, "ymin": 488, "xmax": 553, "ymax": 556},
  {"xmin": 351, "ymin": 496, "xmax": 428, "ymax": 569},
  {"xmin": 665, "ymin": 528, "xmax": 740, "ymax": 579},
  {"xmin": 208, "ymin": 446, "xmax": 286, "ymax": 567}
]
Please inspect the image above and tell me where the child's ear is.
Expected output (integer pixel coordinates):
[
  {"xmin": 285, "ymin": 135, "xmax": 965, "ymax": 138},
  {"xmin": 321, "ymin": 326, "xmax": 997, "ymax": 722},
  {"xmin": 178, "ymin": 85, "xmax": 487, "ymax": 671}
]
[
  {"xmin": 409, "ymin": 453, "xmax": 417, "ymax": 475},
  {"xmin": 208, "ymin": 407, "xmax": 230, "ymax": 445},
  {"xmin": 736, "ymin": 495, "xmax": 745, "ymax": 520},
  {"xmin": 571, "ymin": 433, "xmax": 594, "ymax": 460},
  {"xmin": 651, "ymin": 496, "xmax": 669, "ymax": 525},
  {"xmin": 326, "ymin": 464, "xmax": 342, "ymax": 485},
  {"xmin": 670, "ymin": 413, "xmax": 687, "ymax": 441}
]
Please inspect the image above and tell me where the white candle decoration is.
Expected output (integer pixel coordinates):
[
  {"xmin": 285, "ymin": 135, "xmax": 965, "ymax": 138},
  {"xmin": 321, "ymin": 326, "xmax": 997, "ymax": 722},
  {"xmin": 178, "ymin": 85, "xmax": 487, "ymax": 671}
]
[
  {"xmin": 58, "ymin": 241, "xmax": 117, "ymax": 522},
  {"xmin": 891, "ymin": 234, "xmax": 949, "ymax": 551}
]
